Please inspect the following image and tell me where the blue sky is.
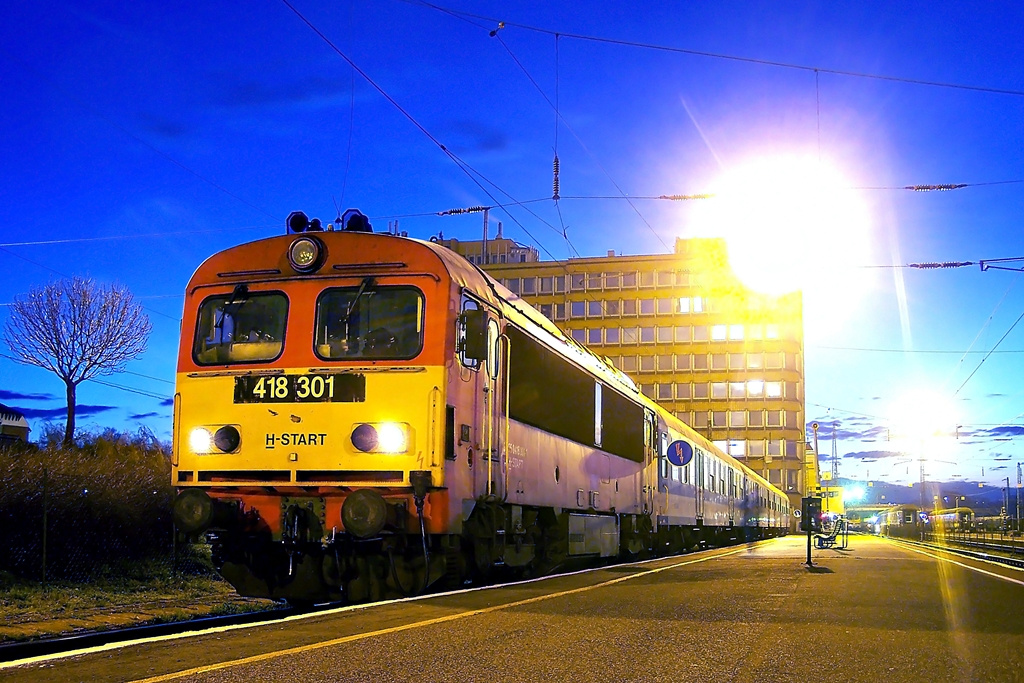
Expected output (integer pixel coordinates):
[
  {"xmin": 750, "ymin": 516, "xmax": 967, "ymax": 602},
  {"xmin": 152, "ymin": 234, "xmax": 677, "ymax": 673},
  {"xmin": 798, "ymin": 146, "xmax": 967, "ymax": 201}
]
[{"xmin": 3, "ymin": 1, "xmax": 1024, "ymax": 491}]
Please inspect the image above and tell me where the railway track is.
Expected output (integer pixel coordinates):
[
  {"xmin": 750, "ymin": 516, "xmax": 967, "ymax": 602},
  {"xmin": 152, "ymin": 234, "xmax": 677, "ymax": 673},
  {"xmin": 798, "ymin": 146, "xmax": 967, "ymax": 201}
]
[{"xmin": 887, "ymin": 534, "xmax": 1024, "ymax": 570}]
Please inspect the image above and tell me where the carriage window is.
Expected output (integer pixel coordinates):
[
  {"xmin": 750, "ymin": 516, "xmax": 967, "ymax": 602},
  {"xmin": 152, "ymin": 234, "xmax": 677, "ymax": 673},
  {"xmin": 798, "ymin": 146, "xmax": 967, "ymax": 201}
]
[
  {"xmin": 193, "ymin": 289, "xmax": 287, "ymax": 365},
  {"xmin": 315, "ymin": 284, "xmax": 424, "ymax": 360}
]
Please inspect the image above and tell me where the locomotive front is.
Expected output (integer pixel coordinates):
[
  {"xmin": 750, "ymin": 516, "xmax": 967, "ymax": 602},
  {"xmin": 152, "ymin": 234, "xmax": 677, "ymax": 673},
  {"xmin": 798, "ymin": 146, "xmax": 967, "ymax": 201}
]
[{"xmin": 170, "ymin": 213, "xmax": 452, "ymax": 603}]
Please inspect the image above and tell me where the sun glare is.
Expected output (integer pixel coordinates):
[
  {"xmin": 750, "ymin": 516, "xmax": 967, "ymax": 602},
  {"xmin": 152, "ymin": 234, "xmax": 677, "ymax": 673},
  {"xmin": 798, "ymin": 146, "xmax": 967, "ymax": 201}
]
[{"xmin": 691, "ymin": 155, "xmax": 871, "ymax": 299}]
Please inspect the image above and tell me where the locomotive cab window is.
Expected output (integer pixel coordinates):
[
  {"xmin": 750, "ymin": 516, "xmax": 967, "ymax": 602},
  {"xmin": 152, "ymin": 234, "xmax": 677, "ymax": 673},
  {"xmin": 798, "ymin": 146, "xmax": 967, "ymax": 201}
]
[
  {"xmin": 193, "ymin": 289, "xmax": 287, "ymax": 365},
  {"xmin": 315, "ymin": 284, "xmax": 423, "ymax": 360}
]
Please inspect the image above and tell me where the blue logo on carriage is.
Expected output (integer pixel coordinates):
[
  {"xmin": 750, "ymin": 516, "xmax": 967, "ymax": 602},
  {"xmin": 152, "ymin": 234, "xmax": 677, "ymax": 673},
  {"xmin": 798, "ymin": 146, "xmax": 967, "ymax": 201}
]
[{"xmin": 666, "ymin": 440, "xmax": 693, "ymax": 467}]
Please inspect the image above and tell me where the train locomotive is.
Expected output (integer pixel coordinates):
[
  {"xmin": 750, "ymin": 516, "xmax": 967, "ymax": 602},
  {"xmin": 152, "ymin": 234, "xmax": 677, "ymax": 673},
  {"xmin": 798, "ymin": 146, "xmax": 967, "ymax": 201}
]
[{"xmin": 171, "ymin": 210, "xmax": 790, "ymax": 603}]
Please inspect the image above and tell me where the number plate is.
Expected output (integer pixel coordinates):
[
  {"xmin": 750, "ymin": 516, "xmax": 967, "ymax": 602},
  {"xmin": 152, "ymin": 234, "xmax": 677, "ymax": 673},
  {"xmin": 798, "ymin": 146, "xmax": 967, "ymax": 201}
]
[{"xmin": 233, "ymin": 374, "xmax": 365, "ymax": 404}]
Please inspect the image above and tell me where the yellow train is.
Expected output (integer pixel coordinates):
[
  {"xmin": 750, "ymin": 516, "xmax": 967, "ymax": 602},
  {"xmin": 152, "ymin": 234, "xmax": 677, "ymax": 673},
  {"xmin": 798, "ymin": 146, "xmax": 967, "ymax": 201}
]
[{"xmin": 171, "ymin": 210, "xmax": 790, "ymax": 603}]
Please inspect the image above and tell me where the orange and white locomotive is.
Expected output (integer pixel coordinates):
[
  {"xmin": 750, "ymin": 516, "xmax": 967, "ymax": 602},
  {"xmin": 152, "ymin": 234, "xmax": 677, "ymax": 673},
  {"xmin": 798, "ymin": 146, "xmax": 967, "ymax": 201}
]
[{"xmin": 171, "ymin": 210, "xmax": 789, "ymax": 603}]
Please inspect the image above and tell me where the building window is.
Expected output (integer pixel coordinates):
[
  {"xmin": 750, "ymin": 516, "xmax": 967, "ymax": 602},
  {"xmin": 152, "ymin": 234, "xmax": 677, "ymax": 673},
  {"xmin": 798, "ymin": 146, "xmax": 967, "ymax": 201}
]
[
  {"xmin": 729, "ymin": 382, "xmax": 745, "ymax": 398},
  {"xmin": 785, "ymin": 382, "xmax": 798, "ymax": 400},
  {"xmin": 605, "ymin": 327, "xmax": 621, "ymax": 344},
  {"xmin": 693, "ymin": 354, "xmax": 709, "ymax": 371},
  {"xmin": 571, "ymin": 274, "xmax": 585, "ymax": 291},
  {"xmin": 657, "ymin": 326, "xmax": 673, "ymax": 343},
  {"xmin": 587, "ymin": 273, "xmax": 602, "ymax": 289},
  {"xmin": 621, "ymin": 272, "xmax": 637, "ymax": 288},
  {"xmin": 640, "ymin": 327, "xmax": 655, "ymax": 343},
  {"xmin": 747, "ymin": 440, "xmax": 765, "ymax": 456},
  {"xmin": 786, "ymin": 410, "xmax": 798, "ymax": 427},
  {"xmin": 767, "ymin": 410, "xmax": 783, "ymax": 427},
  {"xmin": 605, "ymin": 273, "xmax": 620, "ymax": 289},
  {"xmin": 693, "ymin": 326, "xmax": 708, "ymax": 342},
  {"xmin": 657, "ymin": 271, "xmax": 674, "ymax": 286},
  {"xmin": 621, "ymin": 355, "xmax": 637, "ymax": 372},
  {"xmin": 658, "ymin": 384, "xmax": 673, "ymax": 401},
  {"xmin": 767, "ymin": 439, "xmax": 782, "ymax": 456},
  {"xmin": 675, "ymin": 383, "xmax": 690, "ymax": 399},
  {"xmin": 539, "ymin": 277, "xmax": 553, "ymax": 294},
  {"xmin": 554, "ymin": 303, "xmax": 567, "ymax": 320},
  {"xmin": 712, "ymin": 411, "xmax": 727, "ymax": 427},
  {"xmin": 640, "ymin": 356, "xmax": 655, "ymax": 372},
  {"xmin": 570, "ymin": 329, "xmax": 586, "ymax": 343},
  {"xmin": 729, "ymin": 324, "xmax": 744, "ymax": 340},
  {"xmin": 676, "ymin": 271, "xmax": 691, "ymax": 286},
  {"xmin": 605, "ymin": 300, "xmax": 621, "ymax": 316},
  {"xmin": 786, "ymin": 440, "xmax": 798, "ymax": 457},
  {"xmin": 640, "ymin": 384, "xmax": 655, "ymax": 397},
  {"xmin": 711, "ymin": 354, "xmax": 727, "ymax": 370},
  {"xmin": 657, "ymin": 354, "xmax": 673, "ymax": 371},
  {"xmin": 692, "ymin": 412, "xmax": 709, "ymax": 428},
  {"xmin": 766, "ymin": 382, "xmax": 782, "ymax": 398},
  {"xmin": 640, "ymin": 271, "xmax": 655, "ymax": 287},
  {"xmin": 678, "ymin": 297, "xmax": 691, "ymax": 313},
  {"xmin": 730, "ymin": 411, "xmax": 745, "ymax": 427},
  {"xmin": 675, "ymin": 355, "xmax": 690, "ymax": 371},
  {"xmin": 656, "ymin": 298, "xmax": 673, "ymax": 314},
  {"xmin": 588, "ymin": 301, "xmax": 603, "ymax": 317},
  {"xmin": 622, "ymin": 327, "xmax": 639, "ymax": 344},
  {"xmin": 747, "ymin": 353, "xmax": 763, "ymax": 369},
  {"xmin": 711, "ymin": 325, "xmax": 727, "ymax": 341},
  {"xmin": 786, "ymin": 352, "xmax": 799, "ymax": 370},
  {"xmin": 622, "ymin": 299, "xmax": 637, "ymax": 316},
  {"xmin": 570, "ymin": 301, "xmax": 585, "ymax": 318},
  {"xmin": 748, "ymin": 410, "xmax": 764, "ymax": 427},
  {"xmin": 539, "ymin": 303, "xmax": 553, "ymax": 319},
  {"xmin": 588, "ymin": 329, "xmax": 602, "ymax": 345},
  {"xmin": 640, "ymin": 299, "xmax": 655, "ymax": 315},
  {"xmin": 712, "ymin": 382, "xmax": 727, "ymax": 399},
  {"xmin": 692, "ymin": 383, "xmax": 709, "ymax": 399},
  {"xmin": 692, "ymin": 296, "xmax": 704, "ymax": 313},
  {"xmin": 729, "ymin": 353, "xmax": 744, "ymax": 369},
  {"xmin": 747, "ymin": 380, "xmax": 764, "ymax": 397},
  {"xmin": 766, "ymin": 352, "xmax": 784, "ymax": 369},
  {"xmin": 507, "ymin": 279, "xmax": 520, "ymax": 294},
  {"xmin": 675, "ymin": 326, "xmax": 691, "ymax": 342},
  {"xmin": 554, "ymin": 276, "xmax": 566, "ymax": 293}
]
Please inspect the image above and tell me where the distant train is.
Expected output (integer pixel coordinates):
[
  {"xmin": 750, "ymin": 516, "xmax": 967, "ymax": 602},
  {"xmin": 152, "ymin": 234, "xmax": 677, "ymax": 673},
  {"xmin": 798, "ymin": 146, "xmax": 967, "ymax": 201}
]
[
  {"xmin": 170, "ymin": 210, "xmax": 790, "ymax": 603},
  {"xmin": 878, "ymin": 505, "xmax": 925, "ymax": 540},
  {"xmin": 929, "ymin": 507, "xmax": 974, "ymax": 533}
]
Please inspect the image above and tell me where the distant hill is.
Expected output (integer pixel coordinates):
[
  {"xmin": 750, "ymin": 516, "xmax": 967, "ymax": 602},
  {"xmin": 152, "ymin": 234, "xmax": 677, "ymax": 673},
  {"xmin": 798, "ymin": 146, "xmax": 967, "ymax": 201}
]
[{"xmin": 835, "ymin": 477, "xmax": 1016, "ymax": 517}]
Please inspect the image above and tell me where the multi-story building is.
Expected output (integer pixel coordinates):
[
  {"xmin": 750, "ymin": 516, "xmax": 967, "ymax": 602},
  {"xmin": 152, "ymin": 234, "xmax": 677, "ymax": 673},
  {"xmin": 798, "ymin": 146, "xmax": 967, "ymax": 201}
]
[{"xmin": 437, "ymin": 235, "xmax": 808, "ymax": 510}]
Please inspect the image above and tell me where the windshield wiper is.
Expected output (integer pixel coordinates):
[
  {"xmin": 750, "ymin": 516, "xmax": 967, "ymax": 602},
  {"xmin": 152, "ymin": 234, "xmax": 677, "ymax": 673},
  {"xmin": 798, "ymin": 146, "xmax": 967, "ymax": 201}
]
[{"xmin": 345, "ymin": 277, "xmax": 375, "ymax": 327}]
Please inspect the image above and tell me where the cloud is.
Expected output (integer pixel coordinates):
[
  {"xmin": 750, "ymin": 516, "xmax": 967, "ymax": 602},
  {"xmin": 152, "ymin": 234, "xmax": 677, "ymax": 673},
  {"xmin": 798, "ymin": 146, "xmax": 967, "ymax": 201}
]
[
  {"xmin": 992, "ymin": 465, "xmax": 1009, "ymax": 471},
  {"xmin": 129, "ymin": 411, "xmax": 161, "ymax": 420},
  {"xmin": 0, "ymin": 389, "xmax": 58, "ymax": 402},
  {"xmin": 212, "ymin": 76, "xmax": 352, "ymax": 109},
  {"xmin": 136, "ymin": 113, "xmax": 190, "ymax": 139},
  {"xmin": 978, "ymin": 425, "xmax": 1024, "ymax": 438},
  {"xmin": 842, "ymin": 450, "xmax": 906, "ymax": 462},
  {"xmin": 441, "ymin": 120, "xmax": 508, "ymax": 154},
  {"xmin": 159, "ymin": 398, "xmax": 175, "ymax": 407},
  {"xmin": 18, "ymin": 404, "xmax": 117, "ymax": 420},
  {"xmin": 806, "ymin": 418, "xmax": 888, "ymax": 442}
]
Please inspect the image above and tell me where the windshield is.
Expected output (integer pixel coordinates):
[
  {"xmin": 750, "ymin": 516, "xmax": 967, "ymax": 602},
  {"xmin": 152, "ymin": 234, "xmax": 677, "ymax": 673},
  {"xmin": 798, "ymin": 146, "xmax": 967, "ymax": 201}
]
[
  {"xmin": 193, "ymin": 290, "xmax": 287, "ymax": 364},
  {"xmin": 315, "ymin": 285, "xmax": 423, "ymax": 360}
]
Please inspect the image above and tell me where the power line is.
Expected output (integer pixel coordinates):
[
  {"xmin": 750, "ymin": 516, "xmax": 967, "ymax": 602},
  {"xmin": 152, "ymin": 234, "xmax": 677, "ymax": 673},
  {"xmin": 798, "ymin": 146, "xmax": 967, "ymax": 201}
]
[
  {"xmin": 407, "ymin": 1, "xmax": 1024, "ymax": 98},
  {"xmin": 812, "ymin": 345, "xmax": 1024, "ymax": 355}
]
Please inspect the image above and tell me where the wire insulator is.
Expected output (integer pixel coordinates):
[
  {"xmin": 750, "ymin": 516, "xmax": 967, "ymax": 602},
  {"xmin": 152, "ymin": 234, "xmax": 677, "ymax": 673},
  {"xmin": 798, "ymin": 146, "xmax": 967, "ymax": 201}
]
[
  {"xmin": 552, "ymin": 155, "xmax": 561, "ymax": 200},
  {"xmin": 904, "ymin": 184, "xmax": 968, "ymax": 192},
  {"xmin": 659, "ymin": 193, "xmax": 715, "ymax": 201}
]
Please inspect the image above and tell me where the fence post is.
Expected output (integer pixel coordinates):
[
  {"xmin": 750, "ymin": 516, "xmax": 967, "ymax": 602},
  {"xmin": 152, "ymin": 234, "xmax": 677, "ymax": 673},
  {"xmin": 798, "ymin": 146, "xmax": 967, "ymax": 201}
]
[{"xmin": 41, "ymin": 466, "xmax": 48, "ymax": 589}]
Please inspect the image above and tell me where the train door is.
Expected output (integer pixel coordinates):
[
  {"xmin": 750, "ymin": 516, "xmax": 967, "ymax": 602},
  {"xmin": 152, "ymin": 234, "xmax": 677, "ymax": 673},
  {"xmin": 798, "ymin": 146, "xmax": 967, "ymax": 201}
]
[
  {"xmin": 459, "ymin": 299, "xmax": 504, "ymax": 499},
  {"xmin": 643, "ymin": 410, "xmax": 657, "ymax": 514},
  {"xmin": 695, "ymin": 449, "xmax": 705, "ymax": 522},
  {"xmin": 727, "ymin": 467, "xmax": 736, "ymax": 524}
]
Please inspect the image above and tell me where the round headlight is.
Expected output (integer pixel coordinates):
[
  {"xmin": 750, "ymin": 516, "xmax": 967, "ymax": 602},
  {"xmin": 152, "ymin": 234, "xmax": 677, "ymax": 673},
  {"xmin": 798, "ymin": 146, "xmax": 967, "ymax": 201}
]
[
  {"xmin": 377, "ymin": 423, "xmax": 408, "ymax": 453},
  {"xmin": 351, "ymin": 423, "xmax": 378, "ymax": 452},
  {"xmin": 189, "ymin": 427, "xmax": 212, "ymax": 454},
  {"xmin": 213, "ymin": 425, "xmax": 241, "ymax": 453},
  {"xmin": 288, "ymin": 236, "xmax": 323, "ymax": 273},
  {"xmin": 173, "ymin": 489, "xmax": 214, "ymax": 534}
]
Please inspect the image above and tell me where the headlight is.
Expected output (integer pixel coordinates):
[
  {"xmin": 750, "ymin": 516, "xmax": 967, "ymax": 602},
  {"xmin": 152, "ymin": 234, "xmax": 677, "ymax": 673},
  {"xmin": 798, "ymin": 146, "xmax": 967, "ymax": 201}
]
[
  {"xmin": 351, "ymin": 422, "xmax": 409, "ymax": 454},
  {"xmin": 288, "ymin": 236, "xmax": 324, "ymax": 273},
  {"xmin": 189, "ymin": 425, "xmax": 240, "ymax": 454},
  {"xmin": 190, "ymin": 428, "xmax": 213, "ymax": 454}
]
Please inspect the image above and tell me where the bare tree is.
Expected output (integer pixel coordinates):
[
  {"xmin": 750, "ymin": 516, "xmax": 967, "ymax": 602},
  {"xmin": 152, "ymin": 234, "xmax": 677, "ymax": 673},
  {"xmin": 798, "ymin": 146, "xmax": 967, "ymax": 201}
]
[{"xmin": 3, "ymin": 277, "xmax": 152, "ymax": 445}]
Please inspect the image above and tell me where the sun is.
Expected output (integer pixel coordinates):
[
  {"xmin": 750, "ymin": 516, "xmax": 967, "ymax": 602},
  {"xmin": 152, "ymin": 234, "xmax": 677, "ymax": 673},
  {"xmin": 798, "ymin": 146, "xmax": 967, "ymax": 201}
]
[{"xmin": 690, "ymin": 155, "xmax": 871, "ymax": 299}]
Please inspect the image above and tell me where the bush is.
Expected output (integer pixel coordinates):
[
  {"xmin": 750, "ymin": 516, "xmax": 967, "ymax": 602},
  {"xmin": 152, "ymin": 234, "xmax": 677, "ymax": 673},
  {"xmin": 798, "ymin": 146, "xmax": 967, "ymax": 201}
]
[{"xmin": 0, "ymin": 428, "xmax": 177, "ymax": 581}]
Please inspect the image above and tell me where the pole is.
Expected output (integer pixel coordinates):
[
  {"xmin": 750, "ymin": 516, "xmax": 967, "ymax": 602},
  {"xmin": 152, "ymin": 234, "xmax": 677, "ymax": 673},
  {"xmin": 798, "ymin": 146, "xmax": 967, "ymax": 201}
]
[
  {"xmin": 41, "ymin": 466, "xmax": 48, "ymax": 589},
  {"xmin": 482, "ymin": 208, "xmax": 490, "ymax": 265}
]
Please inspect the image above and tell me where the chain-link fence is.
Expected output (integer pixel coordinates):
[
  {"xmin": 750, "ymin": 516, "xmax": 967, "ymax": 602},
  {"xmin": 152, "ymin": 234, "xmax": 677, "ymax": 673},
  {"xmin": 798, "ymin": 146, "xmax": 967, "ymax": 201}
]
[{"xmin": 0, "ymin": 430, "xmax": 214, "ymax": 587}]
